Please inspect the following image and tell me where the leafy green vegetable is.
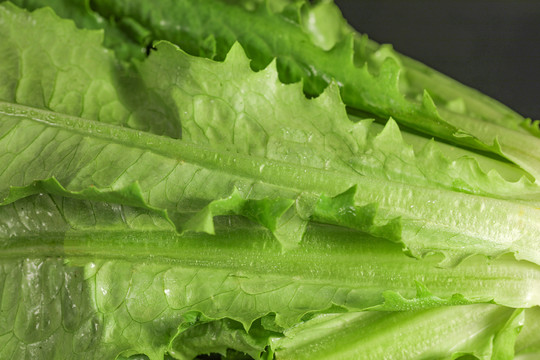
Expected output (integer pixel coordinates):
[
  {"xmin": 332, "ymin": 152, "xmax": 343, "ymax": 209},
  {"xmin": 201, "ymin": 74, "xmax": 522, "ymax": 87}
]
[
  {"xmin": 1, "ymin": 1, "xmax": 539, "ymax": 358},
  {"xmin": 2, "ymin": 193, "xmax": 539, "ymax": 358},
  {"xmin": 11, "ymin": 0, "xmax": 540, "ymax": 178},
  {"xmin": 271, "ymin": 306, "xmax": 524, "ymax": 360},
  {"xmin": 84, "ymin": 0, "xmax": 540, "ymax": 182},
  {"xmin": 1, "ymin": 3, "xmax": 539, "ymax": 265},
  {"xmin": 515, "ymin": 307, "xmax": 540, "ymax": 358}
]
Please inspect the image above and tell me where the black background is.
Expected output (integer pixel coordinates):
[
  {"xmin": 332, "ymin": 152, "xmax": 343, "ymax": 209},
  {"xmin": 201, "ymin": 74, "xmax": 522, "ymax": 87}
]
[{"xmin": 334, "ymin": 0, "xmax": 540, "ymax": 120}]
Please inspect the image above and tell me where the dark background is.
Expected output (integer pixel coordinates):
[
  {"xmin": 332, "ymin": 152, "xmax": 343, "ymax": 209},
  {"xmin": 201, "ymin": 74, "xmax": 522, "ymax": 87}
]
[{"xmin": 334, "ymin": 0, "xmax": 540, "ymax": 120}]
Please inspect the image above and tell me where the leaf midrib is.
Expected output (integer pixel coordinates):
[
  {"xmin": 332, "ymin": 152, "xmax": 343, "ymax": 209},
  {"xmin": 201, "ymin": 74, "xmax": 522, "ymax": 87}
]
[{"xmin": 3, "ymin": 226, "xmax": 539, "ymax": 311}]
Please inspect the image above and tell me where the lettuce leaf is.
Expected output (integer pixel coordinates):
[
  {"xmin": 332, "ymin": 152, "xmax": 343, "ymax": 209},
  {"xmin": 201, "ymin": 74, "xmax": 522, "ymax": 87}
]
[
  {"xmin": 82, "ymin": 0, "xmax": 540, "ymax": 181},
  {"xmin": 271, "ymin": 306, "xmax": 524, "ymax": 360},
  {"xmin": 1, "ymin": 3, "xmax": 539, "ymax": 266},
  {"xmin": 515, "ymin": 307, "xmax": 540, "ymax": 359},
  {"xmin": 1, "ymin": 1, "xmax": 539, "ymax": 359},
  {"xmin": 2, "ymin": 193, "xmax": 539, "ymax": 358}
]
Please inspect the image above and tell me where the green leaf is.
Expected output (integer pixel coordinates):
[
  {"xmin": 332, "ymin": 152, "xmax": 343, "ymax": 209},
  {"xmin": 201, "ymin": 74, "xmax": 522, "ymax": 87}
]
[
  {"xmin": 8, "ymin": 0, "xmax": 147, "ymax": 60},
  {"xmin": 0, "ymin": 4, "xmax": 539, "ymax": 262},
  {"xmin": 0, "ymin": 257, "xmax": 217, "ymax": 360},
  {"xmin": 515, "ymin": 307, "xmax": 540, "ymax": 358},
  {"xmin": 3, "ymin": 98, "xmax": 540, "ymax": 264},
  {"xmin": 271, "ymin": 305, "xmax": 521, "ymax": 360},
  {"xmin": 1, "ymin": 2, "xmax": 539, "ymax": 359},
  {"xmin": 492, "ymin": 308, "xmax": 525, "ymax": 360},
  {"xmin": 2, "ymin": 195, "xmax": 540, "ymax": 335},
  {"xmin": 369, "ymin": 281, "xmax": 481, "ymax": 312},
  {"xmin": 0, "ymin": 2, "xmax": 181, "ymax": 137},
  {"xmin": 168, "ymin": 318, "xmax": 274, "ymax": 360},
  {"xmin": 298, "ymin": 0, "xmax": 351, "ymax": 51},
  {"xmin": 311, "ymin": 186, "xmax": 401, "ymax": 243},
  {"xmin": 520, "ymin": 119, "xmax": 540, "ymax": 138},
  {"xmin": 86, "ymin": 0, "xmax": 540, "ymax": 180},
  {"xmin": 17, "ymin": 0, "xmax": 533, "ymax": 146}
]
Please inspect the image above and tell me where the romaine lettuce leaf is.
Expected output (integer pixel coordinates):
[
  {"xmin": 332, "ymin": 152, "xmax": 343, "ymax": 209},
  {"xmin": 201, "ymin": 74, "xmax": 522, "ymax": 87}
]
[
  {"xmin": 8, "ymin": 0, "xmax": 146, "ymax": 60},
  {"xmin": 2, "ymin": 193, "xmax": 539, "ymax": 358},
  {"xmin": 1, "ymin": 3, "xmax": 539, "ymax": 266},
  {"xmin": 271, "ymin": 305, "xmax": 524, "ymax": 360},
  {"xmin": 515, "ymin": 307, "xmax": 540, "ymax": 358},
  {"xmin": 84, "ymin": 0, "xmax": 540, "ymax": 181},
  {"xmin": 1, "ymin": 1, "xmax": 539, "ymax": 359},
  {"xmin": 0, "ymin": 3, "xmax": 179, "ymax": 137}
]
